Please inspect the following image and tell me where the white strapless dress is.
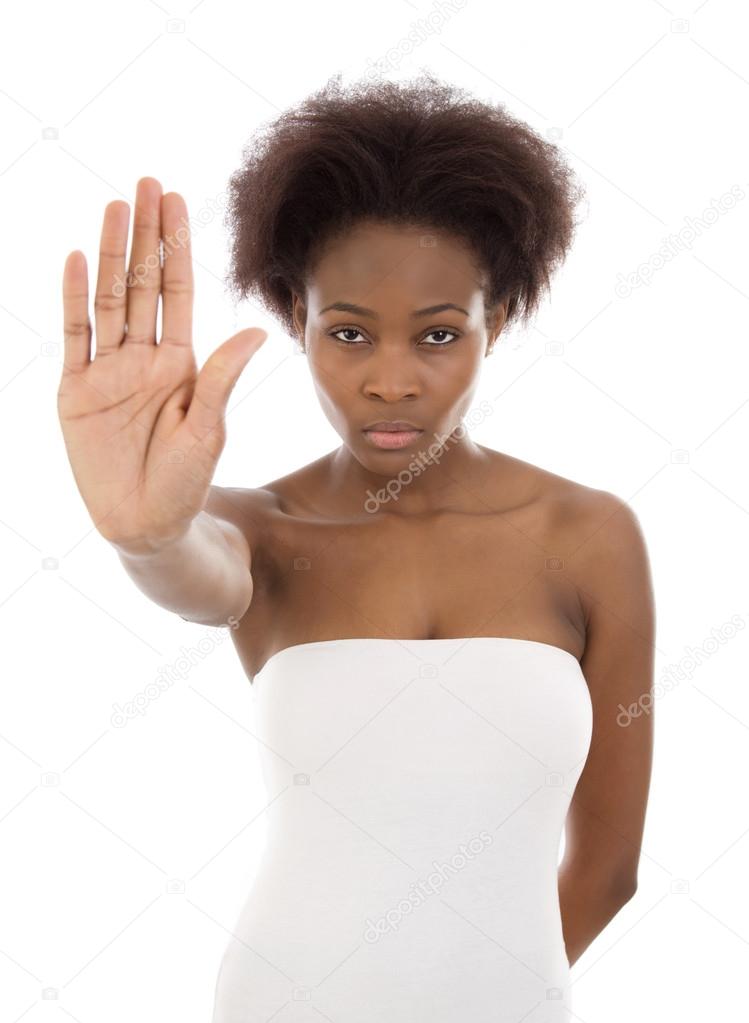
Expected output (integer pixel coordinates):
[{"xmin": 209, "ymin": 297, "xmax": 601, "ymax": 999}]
[{"xmin": 212, "ymin": 637, "xmax": 592, "ymax": 1023}]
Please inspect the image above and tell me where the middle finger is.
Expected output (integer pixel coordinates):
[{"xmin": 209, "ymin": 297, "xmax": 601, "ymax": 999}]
[
  {"xmin": 124, "ymin": 176, "xmax": 163, "ymax": 346},
  {"xmin": 160, "ymin": 191, "xmax": 194, "ymax": 350},
  {"xmin": 93, "ymin": 200, "xmax": 130, "ymax": 356}
]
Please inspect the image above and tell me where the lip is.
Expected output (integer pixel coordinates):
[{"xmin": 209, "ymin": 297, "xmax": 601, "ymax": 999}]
[
  {"xmin": 362, "ymin": 422, "xmax": 424, "ymax": 450},
  {"xmin": 362, "ymin": 420, "xmax": 422, "ymax": 432}
]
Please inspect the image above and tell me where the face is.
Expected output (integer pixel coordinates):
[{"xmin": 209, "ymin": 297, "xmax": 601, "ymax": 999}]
[{"xmin": 291, "ymin": 220, "xmax": 507, "ymax": 472}]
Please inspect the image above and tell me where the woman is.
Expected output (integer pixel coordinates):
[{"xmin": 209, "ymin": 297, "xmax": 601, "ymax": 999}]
[{"xmin": 59, "ymin": 74, "xmax": 654, "ymax": 1023}]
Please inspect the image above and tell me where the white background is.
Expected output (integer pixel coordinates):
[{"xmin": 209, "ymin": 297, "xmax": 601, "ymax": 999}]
[{"xmin": 2, "ymin": 0, "xmax": 748, "ymax": 1019}]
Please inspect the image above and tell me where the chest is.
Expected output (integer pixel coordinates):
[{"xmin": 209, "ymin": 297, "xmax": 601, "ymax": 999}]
[{"xmin": 235, "ymin": 509, "xmax": 583, "ymax": 676}]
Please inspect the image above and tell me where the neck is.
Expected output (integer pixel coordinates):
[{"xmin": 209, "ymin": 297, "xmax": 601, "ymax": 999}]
[{"xmin": 328, "ymin": 425, "xmax": 493, "ymax": 516}]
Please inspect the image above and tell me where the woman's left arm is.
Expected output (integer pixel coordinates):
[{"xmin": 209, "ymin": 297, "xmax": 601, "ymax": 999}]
[{"xmin": 559, "ymin": 490, "xmax": 656, "ymax": 967}]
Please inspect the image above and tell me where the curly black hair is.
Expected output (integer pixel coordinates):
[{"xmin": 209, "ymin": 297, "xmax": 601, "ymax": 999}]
[{"xmin": 223, "ymin": 72, "xmax": 585, "ymax": 344}]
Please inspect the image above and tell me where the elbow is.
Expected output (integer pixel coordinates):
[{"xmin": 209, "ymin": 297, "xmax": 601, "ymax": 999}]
[
  {"xmin": 178, "ymin": 574, "xmax": 253, "ymax": 629},
  {"xmin": 610, "ymin": 872, "xmax": 638, "ymax": 906},
  {"xmin": 560, "ymin": 855, "xmax": 638, "ymax": 906}
]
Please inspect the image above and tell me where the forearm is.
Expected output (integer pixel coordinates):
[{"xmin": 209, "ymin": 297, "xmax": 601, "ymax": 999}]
[
  {"xmin": 112, "ymin": 511, "xmax": 253, "ymax": 627},
  {"xmin": 558, "ymin": 861, "xmax": 637, "ymax": 966}
]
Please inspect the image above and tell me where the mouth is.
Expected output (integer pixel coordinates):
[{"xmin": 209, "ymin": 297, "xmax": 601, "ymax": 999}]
[{"xmin": 362, "ymin": 420, "xmax": 424, "ymax": 451}]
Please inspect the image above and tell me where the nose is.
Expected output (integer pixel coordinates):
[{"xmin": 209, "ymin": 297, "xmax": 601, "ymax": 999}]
[{"xmin": 362, "ymin": 344, "xmax": 420, "ymax": 401}]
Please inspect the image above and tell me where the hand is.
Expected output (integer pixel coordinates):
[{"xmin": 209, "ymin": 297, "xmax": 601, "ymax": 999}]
[{"xmin": 58, "ymin": 176, "xmax": 267, "ymax": 551}]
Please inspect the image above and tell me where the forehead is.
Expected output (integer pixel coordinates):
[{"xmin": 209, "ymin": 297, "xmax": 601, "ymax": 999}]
[{"xmin": 307, "ymin": 221, "xmax": 485, "ymax": 310}]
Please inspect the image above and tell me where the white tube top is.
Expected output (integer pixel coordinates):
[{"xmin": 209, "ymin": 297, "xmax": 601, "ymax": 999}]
[{"xmin": 213, "ymin": 637, "xmax": 593, "ymax": 1023}]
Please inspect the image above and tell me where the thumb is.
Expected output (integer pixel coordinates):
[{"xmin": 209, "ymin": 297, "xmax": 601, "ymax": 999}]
[{"xmin": 186, "ymin": 327, "xmax": 267, "ymax": 442}]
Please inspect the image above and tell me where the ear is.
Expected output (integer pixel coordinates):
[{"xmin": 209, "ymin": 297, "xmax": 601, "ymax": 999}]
[
  {"xmin": 291, "ymin": 292, "xmax": 307, "ymax": 351},
  {"xmin": 485, "ymin": 300, "xmax": 508, "ymax": 356}
]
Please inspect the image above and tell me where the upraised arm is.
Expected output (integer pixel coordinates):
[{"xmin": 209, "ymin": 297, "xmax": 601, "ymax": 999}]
[{"xmin": 58, "ymin": 176, "xmax": 266, "ymax": 625}]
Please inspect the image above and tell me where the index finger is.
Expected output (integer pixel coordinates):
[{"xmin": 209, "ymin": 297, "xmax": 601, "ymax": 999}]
[{"xmin": 62, "ymin": 250, "xmax": 91, "ymax": 375}]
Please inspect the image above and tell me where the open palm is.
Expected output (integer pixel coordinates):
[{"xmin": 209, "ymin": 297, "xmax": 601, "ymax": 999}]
[{"xmin": 58, "ymin": 177, "xmax": 266, "ymax": 550}]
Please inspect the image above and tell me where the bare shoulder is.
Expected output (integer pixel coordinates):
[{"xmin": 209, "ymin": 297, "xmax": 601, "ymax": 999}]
[
  {"xmin": 553, "ymin": 478, "xmax": 651, "ymax": 571},
  {"xmin": 483, "ymin": 447, "xmax": 652, "ymax": 600},
  {"xmin": 204, "ymin": 453, "xmax": 331, "ymax": 539},
  {"xmin": 530, "ymin": 465, "xmax": 655, "ymax": 641},
  {"xmin": 495, "ymin": 453, "xmax": 656, "ymax": 677},
  {"xmin": 487, "ymin": 448, "xmax": 642, "ymax": 539},
  {"xmin": 204, "ymin": 483, "xmax": 280, "ymax": 549},
  {"xmin": 481, "ymin": 448, "xmax": 616, "ymax": 526}
]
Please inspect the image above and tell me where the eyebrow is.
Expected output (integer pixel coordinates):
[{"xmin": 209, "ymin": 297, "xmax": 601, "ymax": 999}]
[{"xmin": 318, "ymin": 301, "xmax": 470, "ymax": 319}]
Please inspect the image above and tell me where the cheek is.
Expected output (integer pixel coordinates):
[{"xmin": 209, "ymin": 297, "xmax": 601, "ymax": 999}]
[
  {"xmin": 309, "ymin": 367, "xmax": 349, "ymax": 420},
  {"xmin": 438, "ymin": 368, "xmax": 482, "ymax": 416},
  {"xmin": 308, "ymin": 342, "xmax": 347, "ymax": 380},
  {"xmin": 429, "ymin": 359, "xmax": 480, "ymax": 398}
]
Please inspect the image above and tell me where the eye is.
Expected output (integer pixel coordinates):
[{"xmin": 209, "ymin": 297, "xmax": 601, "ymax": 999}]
[
  {"xmin": 422, "ymin": 329, "xmax": 459, "ymax": 346},
  {"xmin": 329, "ymin": 327, "xmax": 367, "ymax": 345},
  {"xmin": 327, "ymin": 327, "xmax": 461, "ymax": 347}
]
